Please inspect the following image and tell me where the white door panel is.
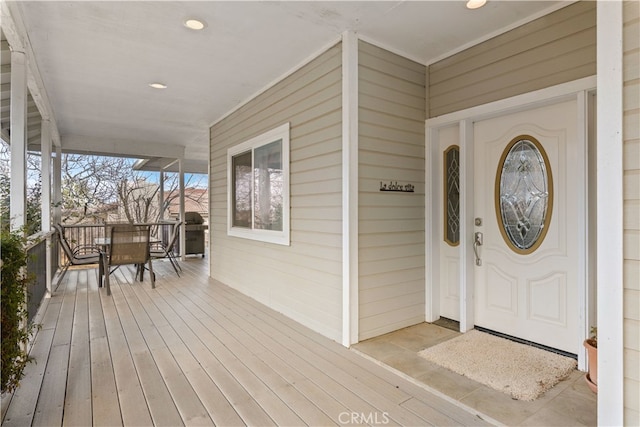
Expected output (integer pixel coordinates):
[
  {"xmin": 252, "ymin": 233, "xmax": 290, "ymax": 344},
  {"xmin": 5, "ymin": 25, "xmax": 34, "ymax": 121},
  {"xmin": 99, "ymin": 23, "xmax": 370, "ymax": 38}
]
[
  {"xmin": 474, "ymin": 99, "xmax": 581, "ymax": 353},
  {"xmin": 438, "ymin": 125, "xmax": 460, "ymax": 321}
]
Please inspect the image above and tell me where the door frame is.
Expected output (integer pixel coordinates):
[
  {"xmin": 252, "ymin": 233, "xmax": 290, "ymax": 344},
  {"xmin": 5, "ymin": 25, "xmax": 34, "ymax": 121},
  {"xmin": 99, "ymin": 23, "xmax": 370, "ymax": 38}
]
[{"xmin": 425, "ymin": 76, "xmax": 596, "ymax": 370}]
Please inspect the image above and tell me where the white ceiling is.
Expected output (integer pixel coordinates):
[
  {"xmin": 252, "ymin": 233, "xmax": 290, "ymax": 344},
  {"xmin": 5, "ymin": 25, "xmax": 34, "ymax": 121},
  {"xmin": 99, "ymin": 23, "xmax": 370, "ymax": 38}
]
[{"xmin": 15, "ymin": 1, "xmax": 568, "ymax": 171}]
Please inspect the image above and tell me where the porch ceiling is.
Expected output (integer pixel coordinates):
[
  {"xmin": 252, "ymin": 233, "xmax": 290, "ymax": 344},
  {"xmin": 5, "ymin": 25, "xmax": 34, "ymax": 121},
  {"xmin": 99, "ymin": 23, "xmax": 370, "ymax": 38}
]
[{"xmin": 9, "ymin": 1, "xmax": 567, "ymax": 170}]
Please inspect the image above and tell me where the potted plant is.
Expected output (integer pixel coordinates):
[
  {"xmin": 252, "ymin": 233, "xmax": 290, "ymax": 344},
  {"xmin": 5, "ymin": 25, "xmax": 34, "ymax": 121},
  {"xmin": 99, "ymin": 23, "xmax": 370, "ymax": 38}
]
[{"xmin": 584, "ymin": 326, "xmax": 597, "ymax": 393}]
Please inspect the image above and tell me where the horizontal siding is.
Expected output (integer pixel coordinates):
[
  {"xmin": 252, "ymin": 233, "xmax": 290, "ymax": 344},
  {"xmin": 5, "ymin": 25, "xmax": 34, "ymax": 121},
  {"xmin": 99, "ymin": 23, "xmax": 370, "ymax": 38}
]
[
  {"xmin": 209, "ymin": 44, "xmax": 343, "ymax": 342},
  {"xmin": 624, "ymin": 0, "xmax": 640, "ymax": 424},
  {"xmin": 428, "ymin": 1, "xmax": 596, "ymax": 117},
  {"xmin": 357, "ymin": 40, "xmax": 426, "ymax": 341}
]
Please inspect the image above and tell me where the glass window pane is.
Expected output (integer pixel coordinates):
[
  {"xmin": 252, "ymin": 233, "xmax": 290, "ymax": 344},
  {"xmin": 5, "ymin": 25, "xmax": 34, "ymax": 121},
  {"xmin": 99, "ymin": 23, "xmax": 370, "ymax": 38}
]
[
  {"xmin": 254, "ymin": 140, "xmax": 283, "ymax": 231},
  {"xmin": 232, "ymin": 151, "xmax": 252, "ymax": 228},
  {"xmin": 444, "ymin": 146, "xmax": 460, "ymax": 246},
  {"xmin": 497, "ymin": 137, "xmax": 551, "ymax": 252}
]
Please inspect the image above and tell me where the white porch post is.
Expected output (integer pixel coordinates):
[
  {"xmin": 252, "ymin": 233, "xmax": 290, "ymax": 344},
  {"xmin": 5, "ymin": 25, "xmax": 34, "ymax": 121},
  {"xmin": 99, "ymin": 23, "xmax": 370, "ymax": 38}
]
[
  {"xmin": 158, "ymin": 170, "xmax": 165, "ymax": 241},
  {"xmin": 159, "ymin": 170, "xmax": 165, "ymax": 222},
  {"xmin": 41, "ymin": 119, "xmax": 53, "ymax": 295},
  {"xmin": 53, "ymin": 145, "xmax": 62, "ymax": 226},
  {"xmin": 179, "ymin": 159, "xmax": 186, "ymax": 260},
  {"xmin": 9, "ymin": 50, "xmax": 28, "ymax": 233},
  {"xmin": 41, "ymin": 120, "xmax": 52, "ymax": 232},
  {"xmin": 341, "ymin": 30, "xmax": 359, "ymax": 346},
  {"xmin": 597, "ymin": 1, "xmax": 624, "ymax": 424}
]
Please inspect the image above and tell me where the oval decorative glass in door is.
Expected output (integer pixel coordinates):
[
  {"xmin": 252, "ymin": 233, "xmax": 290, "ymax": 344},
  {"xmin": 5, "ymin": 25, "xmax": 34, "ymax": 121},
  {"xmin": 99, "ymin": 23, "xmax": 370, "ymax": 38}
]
[{"xmin": 495, "ymin": 135, "xmax": 553, "ymax": 254}]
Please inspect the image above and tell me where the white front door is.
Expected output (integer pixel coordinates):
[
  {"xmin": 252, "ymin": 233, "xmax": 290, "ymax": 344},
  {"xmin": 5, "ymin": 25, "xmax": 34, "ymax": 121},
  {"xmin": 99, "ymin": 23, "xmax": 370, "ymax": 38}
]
[{"xmin": 473, "ymin": 99, "xmax": 582, "ymax": 353}]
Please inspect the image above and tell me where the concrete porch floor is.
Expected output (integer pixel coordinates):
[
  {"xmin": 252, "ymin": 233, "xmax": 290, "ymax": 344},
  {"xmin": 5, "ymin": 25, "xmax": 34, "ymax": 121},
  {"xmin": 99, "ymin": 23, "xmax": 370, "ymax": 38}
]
[{"xmin": 353, "ymin": 323, "xmax": 597, "ymax": 426}]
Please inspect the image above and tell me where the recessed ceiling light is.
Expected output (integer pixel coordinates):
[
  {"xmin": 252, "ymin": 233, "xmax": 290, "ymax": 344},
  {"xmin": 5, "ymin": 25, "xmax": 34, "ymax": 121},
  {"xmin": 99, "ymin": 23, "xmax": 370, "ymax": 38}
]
[
  {"xmin": 466, "ymin": 0, "xmax": 487, "ymax": 9},
  {"xmin": 149, "ymin": 82, "xmax": 167, "ymax": 89},
  {"xmin": 184, "ymin": 19, "xmax": 206, "ymax": 30}
]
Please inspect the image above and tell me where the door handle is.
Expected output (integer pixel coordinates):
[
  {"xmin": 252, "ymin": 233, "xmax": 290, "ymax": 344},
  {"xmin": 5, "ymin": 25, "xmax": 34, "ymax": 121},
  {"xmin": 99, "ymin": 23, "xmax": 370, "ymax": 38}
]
[{"xmin": 473, "ymin": 232, "xmax": 483, "ymax": 266}]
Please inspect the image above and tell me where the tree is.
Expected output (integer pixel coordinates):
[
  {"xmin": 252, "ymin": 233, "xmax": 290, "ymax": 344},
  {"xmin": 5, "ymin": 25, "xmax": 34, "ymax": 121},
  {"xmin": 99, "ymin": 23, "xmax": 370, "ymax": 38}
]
[
  {"xmin": 118, "ymin": 177, "xmax": 160, "ymax": 224},
  {"xmin": 1, "ymin": 144, "xmax": 208, "ymax": 228},
  {"xmin": 0, "ymin": 141, "xmax": 43, "ymax": 235},
  {"xmin": 61, "ymin": 154, "xmax": 132, "ymax": 224},
  {"xmin": 60, "ymin": 155, "xmax": 207, "ymax": 225}
]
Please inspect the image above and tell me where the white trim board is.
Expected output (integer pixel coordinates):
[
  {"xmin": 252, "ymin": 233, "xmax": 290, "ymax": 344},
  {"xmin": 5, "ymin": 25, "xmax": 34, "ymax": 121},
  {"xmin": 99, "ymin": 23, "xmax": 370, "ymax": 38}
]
[
  {"xmin": 596, "ymin": 1, "xmax": 624, "ymax": 424},
  {"xmin": 341, "ymin": 30, "xmax": 359, "ymax": 347}
]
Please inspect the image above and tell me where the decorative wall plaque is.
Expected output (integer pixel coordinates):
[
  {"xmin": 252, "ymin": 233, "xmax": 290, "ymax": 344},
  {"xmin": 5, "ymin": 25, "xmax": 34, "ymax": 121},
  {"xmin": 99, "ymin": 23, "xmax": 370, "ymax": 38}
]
[{"xmin": 380, "ymin": 181, "xmax": 414, "ymax": 192}]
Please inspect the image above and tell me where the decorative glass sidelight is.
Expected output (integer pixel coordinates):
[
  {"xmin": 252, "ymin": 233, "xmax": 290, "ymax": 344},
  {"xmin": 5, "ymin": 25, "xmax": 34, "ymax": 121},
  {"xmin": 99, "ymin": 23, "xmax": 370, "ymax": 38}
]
[
  {"xmin": 496, "ymin": 135, "xmax": 553, "ymax": 253},
  {"xmin": 444, "ymin": 145, "xmax": 460, "ymax": 246}
]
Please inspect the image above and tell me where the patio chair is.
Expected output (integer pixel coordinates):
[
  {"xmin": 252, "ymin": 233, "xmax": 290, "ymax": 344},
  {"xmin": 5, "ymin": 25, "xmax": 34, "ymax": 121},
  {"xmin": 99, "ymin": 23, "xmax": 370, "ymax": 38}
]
[
  {"xmin": 54, "ymin": 223, "xmax": 101, "ymax": 289},
  {"xmin": 150, "ymin": 221, "xmax": 183, "ymax": 276},
  {"xmin": 102, "ymin": 224, "xmax": 154, "ymax": 296}
]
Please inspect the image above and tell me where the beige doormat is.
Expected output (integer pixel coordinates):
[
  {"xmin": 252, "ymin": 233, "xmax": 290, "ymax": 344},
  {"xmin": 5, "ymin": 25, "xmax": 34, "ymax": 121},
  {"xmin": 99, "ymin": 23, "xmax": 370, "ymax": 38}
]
[{"xmin": 418, "ymin": 330, "xmax": 577, "ymax": 401}]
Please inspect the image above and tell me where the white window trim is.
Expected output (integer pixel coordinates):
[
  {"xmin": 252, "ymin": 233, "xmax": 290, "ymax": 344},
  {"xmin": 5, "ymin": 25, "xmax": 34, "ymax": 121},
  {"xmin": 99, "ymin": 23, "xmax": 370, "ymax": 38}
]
[{"xmin": 227, "ymin": 122, "xmax": 290, "ymax": 246}]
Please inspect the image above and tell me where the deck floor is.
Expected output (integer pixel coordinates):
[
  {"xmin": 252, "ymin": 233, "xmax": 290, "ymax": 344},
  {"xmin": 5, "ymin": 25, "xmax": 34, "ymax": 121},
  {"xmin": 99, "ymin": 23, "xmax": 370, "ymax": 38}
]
[{"xmin": 1, "ymin": 258, "xmax": 494, "ymax": 426}]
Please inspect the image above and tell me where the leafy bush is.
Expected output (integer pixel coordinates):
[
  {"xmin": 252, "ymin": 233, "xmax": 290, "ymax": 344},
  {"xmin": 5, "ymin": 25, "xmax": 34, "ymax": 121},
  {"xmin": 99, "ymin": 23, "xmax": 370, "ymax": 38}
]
[{"xmin": 1, "ymin": 229, "xmax": 38, "ymax": 393}]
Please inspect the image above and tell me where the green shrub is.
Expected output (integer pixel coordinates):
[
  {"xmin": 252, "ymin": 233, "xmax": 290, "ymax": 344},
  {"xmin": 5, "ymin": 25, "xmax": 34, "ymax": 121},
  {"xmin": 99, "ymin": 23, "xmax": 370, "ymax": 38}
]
[{"xmin": 1, "ymin": 229, "xmax": 38, "ymax": 393}]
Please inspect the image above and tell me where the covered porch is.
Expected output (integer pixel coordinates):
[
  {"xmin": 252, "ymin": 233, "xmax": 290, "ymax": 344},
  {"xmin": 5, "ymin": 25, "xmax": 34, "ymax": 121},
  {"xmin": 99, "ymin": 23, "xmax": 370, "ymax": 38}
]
[{"xmin": 1, "ymin": 258, "xmax": 492, "ymax": 427}]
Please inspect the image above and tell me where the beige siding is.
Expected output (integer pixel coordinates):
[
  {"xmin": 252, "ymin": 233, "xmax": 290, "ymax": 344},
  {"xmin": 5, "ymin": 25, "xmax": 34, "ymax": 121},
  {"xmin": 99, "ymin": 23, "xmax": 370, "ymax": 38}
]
[
  {"xmin": 428, "ymin": 1, "xmax": 596, "ymax": 117},
  {"xmin": 624, "ymin": 1, "xmax": 640, "ymax": 424},
  {"xmin": 358, "ymin": 41, "xmax": 426, "ymax": 340},
  {"xmin": 209, "ymin": 44, "xmax": 344, "ymax": 342}
]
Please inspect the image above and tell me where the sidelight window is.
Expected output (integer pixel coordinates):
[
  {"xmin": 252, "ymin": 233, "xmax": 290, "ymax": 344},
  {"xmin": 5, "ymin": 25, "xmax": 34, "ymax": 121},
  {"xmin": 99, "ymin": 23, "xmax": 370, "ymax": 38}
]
[{"xmin": 444, "ymin": 145, "xmax": 460, "ymax": 246}]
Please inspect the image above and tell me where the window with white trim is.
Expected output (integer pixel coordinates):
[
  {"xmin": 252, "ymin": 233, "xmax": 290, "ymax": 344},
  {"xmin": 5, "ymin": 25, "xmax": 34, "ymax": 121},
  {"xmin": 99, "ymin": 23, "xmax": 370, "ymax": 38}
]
[{"xmin": 227, "ymin": 123, "xmax": 290, "ymax": 245}]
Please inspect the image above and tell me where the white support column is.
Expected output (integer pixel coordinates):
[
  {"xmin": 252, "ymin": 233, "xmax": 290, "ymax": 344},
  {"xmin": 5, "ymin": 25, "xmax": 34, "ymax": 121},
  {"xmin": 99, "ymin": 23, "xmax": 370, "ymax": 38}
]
[
  {"xmin": 40, "ymin": 120, "xmax": 52, "ymax": 232},
  {"xmin": 9, "ymin": 50, "xmax": 28, "ymax": 232},
  {"xmin": 597, "ymin": 1, "xmax": 624, "ymax": 425},
  {"xmin": 159, "ymin": 170, "xmax": 165, "ymax": 222},
  {"xmin": 179, "ymin": 159, "xmax": 186, "ymax": 260},
  {"xmin": 424, "ymin": 125, "xmax": 439, "ymax": 322},
  {"xmin": 41, "ymin": 120, "xmax": 53, "ymax": 296},
  {"xmin": 341, "ymin": 30, "xmax": 359, "ymax": 347},
  {"xmin": 159, "ymin": 170, "xmax": 165, "ymax": 241},
  {"xmin": 53, "ymin": 145, "xmax": 62, "ymax": 226}
]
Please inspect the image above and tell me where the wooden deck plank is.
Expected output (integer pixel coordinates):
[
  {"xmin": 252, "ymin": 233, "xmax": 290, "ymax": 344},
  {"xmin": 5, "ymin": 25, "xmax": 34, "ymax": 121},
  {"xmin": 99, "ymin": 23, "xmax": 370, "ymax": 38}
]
[
  {"xmin": 62, "ymin": 269, "xmax": 92, "ymax": 427},
  {"xmin": 158, "ymin": 260, "xmax": 488, "ymax": 423},
  {"xmin": 206, "ymin": 283, "xmax": 438, "ymax": 426},
  {"xmin": 133, "ymin": 278, "xmax": 279, "ymax": 426},
  {"xmin": 131, "ymin": 298, "xmax": 250, "ymax": 425},
  {"xmin": 3, "ymin": 259, "xmax": 495, "ymax": 427},
  {"xmin": 108, "ymin": 274, "xmax": 184, "ymax": 427},
  {"xmin": 158, "ymin": 285, "xmax": 343, "ymax": 426},
  {"xmin": 88, "ymin": 270, "xmax": 123, "ymax": 426},
  {"xmin": 1, "ymin": 328, "xmax": 55, "ymax": 427},
  {"xmin": 140, "ymin": 305, "xmax": 244, "ymax": 427},
  {"xmin": 99, "ymin": 270, "xmax": 155, "ymax": 427},
  {"xmin": 216, "ymin": 280, "xmax": 496, "ymax": 427},
  {"xmin": 170, "ymin": 279, "xmax": 386, "ymax": 425},
  {"xmin": 118, "ymin": 279, "xmax": 214, "ymax": 426},
  {"xmin": 31, "ymin": 270, "xmax": 79, "ymax": 427},
  {"xmin": 1, "ymin": 271, "xmax": 66, "ymax": 427}
]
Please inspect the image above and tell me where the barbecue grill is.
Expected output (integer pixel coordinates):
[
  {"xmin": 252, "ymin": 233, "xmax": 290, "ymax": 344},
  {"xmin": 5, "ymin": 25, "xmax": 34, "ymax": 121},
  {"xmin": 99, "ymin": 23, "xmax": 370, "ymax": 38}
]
[{"xmin": 180, "ymin": 212, "xmax": 208, "ymax": 256}]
